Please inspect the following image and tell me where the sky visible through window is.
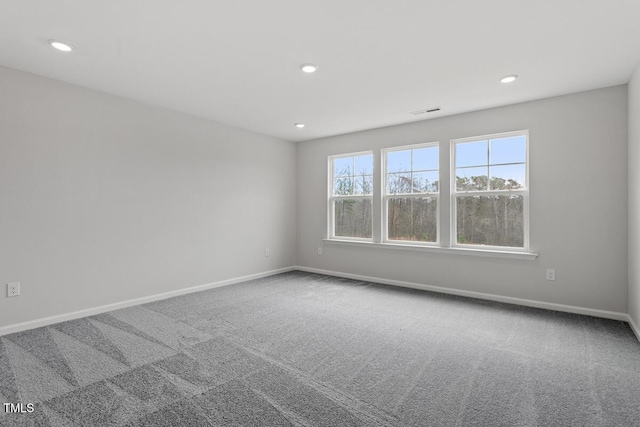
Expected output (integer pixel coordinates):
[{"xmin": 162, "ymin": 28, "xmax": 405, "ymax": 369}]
[
  {"xmin": 329, "ymin": 134, "xmax": 527, "ymax": 247},
  {"xmin": 455, "ymin": 135, "xmax": 526, "ymax": 190},
  {"xmin": 386, "ymin": 146, "xmax": 439, "ymax": 194},
  {"xmin": 387, "ymin": 147, "xmax": 438, "ymax": 172},
  {"xmin": 333, "ymin": 154, "xmax": 373, "ymax": 176},
  {"xmin": 334, "ymin": 136, "xmax": 525, "ymax": 193},
  {"xmin": 333, "ymin": 154, "xmax": 373, "ymax": 196}
]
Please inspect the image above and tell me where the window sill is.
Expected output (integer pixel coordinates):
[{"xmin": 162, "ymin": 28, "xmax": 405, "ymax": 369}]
[{"xmin": 323, "ymin": 239, "xmax": 538, "ymax": 260}]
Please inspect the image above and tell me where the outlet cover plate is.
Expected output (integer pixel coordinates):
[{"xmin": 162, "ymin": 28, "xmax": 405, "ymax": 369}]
[{"xmin": 7, "ymin": 282, "xmax": 20, "ymax": 297}]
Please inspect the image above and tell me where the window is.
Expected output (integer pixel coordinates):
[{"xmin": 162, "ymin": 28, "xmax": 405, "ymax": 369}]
[
  {"xmin": 329, "ymin": 152, "xmax": 373, "ymax": 240},
  {"xmin": 383, "ymin": 143, "xmax": 439, "ymax": 243},
  {"xmin": 326, "ymin": 130, "xmax": 532, "ymax": 257},
  {"xmin": 452, "ymin": 131, "xmax": 528, "ymax": 249}
]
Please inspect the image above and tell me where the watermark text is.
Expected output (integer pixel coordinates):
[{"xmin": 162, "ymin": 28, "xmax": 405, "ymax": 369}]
[{"xmin": 3, "ymin": 403, "xmax": 34, "ymax": 413}]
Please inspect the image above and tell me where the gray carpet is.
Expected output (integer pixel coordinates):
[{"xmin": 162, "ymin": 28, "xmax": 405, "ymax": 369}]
[{"xmin": 1, "ymin": 271, "xmax": 639, "ymax": 426}]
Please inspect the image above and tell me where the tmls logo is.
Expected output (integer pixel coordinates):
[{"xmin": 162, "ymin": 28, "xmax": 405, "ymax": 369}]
[{"xmin": 4, "ymin": 403, "xmax": 35, "ymax": 413}]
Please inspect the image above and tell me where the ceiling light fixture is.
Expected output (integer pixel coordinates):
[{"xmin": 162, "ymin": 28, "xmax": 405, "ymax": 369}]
[
  {"xmin": 295, "ymin": 123, "xmax": 306, "ymax": 128},
  {"xmin": 500, "ymin": 74, "xmax": 518, "ymax": 83},
  {"xmin": 49, "ymin": 40, "xmax": 74, "ymax": 52},
  {"xmin": 300, "ymin": 64, "xmax": 318, "ymax": 73}
]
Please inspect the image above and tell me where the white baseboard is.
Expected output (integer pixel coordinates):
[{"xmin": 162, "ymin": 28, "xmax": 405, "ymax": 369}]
[
  {"xmin": 628, "ymin": 315, "xmax": 640, "ymax": 342},
  {"xmin": 4, "ymin": 265, "xmax": 636, "ymax": 343},
  {"xmin": 295, "ymin": 266, "xmax": 629, "ymax": 322},
  {"xmin": 0, "ymin": 266, "xmax": 295, "ymax": 337}
]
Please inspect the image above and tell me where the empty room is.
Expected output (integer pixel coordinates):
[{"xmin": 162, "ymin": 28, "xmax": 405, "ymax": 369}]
[{"xmin": 1, "ymin": 1, "xmax": 640, "ymax": 426}]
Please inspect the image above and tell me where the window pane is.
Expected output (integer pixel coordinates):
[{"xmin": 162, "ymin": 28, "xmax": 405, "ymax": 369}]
[
  {"xmin": 455, "ymin": 167, "xmax": 488, "ymax": 191},
  {"xmin": 387, "ymin": 173, "xmax": 411, "ymax": 194},
  {"xmin": 456, "ymin": 195, "xmax": 524, "ymax": 247},
  {"xmin": 354, "ymin": 154, "xmax": 373, "ymax": 175},
  {"xmin": 413, "ymin": 147, "xmax": 438, "ymax": 171},
  {"xmin": 355, "ymin": 175, "xmax": 373, "ymax": 195},
  {"xmin": 490, "ymin": 164, "xmax": 525, "ymax": 190},
  {"xmin": 334, "ymin": 199, "xmax": 372, "ymax": 238},
  {"xmin": 388, "ymin": 197, "xmax": 437, "ymax": 242},
  {"xmin": 412, "ymin": 171, "xmax": 439, "ymax": 193},
  {"xmin": 490, "ymin": 135, "xmax": 526, "ymax": 165},
  {"xmin": 333, "ymin": 157, "xmax": 352, "ymax": 177},
  {"xmin": 333, "ymin": 177, "xmax": 353, "ymax": 196},
  {"xmin": 456, "ymin": 140, "xmax": 488, "ymax": 167},
  {"xmin": 387, "ymin": 150, "xmax": 411, "ymax": 173}
]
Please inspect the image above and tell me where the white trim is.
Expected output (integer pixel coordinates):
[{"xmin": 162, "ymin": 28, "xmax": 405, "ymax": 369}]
[
  {"xmin": 332, "ymin": 195, "xmax": 372, "ymax": 200},
  {"xmin": 329, "ymin": 150, "xmax": 374, "ymax": 159},
  {"xmin": 384, "ymin": 192, "xmax": 440, "ymax": 198},
  {"xmin": 2, "ymin": 265, "xmax": 634, "ymax": 342},
  {"xmin": 327, "ymin": 234, "xmax": 373, "ymax": 243},
  {"xmin": 455, "ymin": 189, "xmax": 527, "ymax": 196},
  {"xmin": 451, "ymin": 129, "xmax": 530, "ymax": 145},
  {"xmin": 451, "ymin": 130, "xmax": 530, "ymax": 251},
  {"xmin": 449, "ymin": 130, "xmax": 530, "ymax": 252},
  {"xmin": 382, "ymin": 142, "xmax": 440, "ymax": 245},
  {"xmin": 294, "ymin": 266, "xmax": 627, "ymax": 321},
  {"xmin": 323, "ymin": 238, "xmax": 538, "ymax": 260},
  {"xmin": 628, "ymin": 314, "xmax": 640, "ymax": 342},
  {"xmin": 328, "ymin": 151, "xmax": 374, "ymax": 241},
  {"xmin": 383, "ymin": 141, "xmax": 440, "ymax": 153},
  {"xmin": 0, "ymin": 267, "xmax": 295, "ymax": 337}
]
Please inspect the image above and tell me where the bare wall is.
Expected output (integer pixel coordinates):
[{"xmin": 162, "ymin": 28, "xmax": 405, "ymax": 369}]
[
  {"xmin": 0, "ymin": 66, "xmax": 296, "ymax": 329},
  {"xmin": 296, "ymin": 86, "xmax": 628, "ymax": 314},
  {"xmin": 629, "ymin": 64, "xmax": 640, "ymax": 327}
]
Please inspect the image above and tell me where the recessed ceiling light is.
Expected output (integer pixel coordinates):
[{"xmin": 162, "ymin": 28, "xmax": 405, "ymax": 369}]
[
  {"xmin": 300, "ymin": 64, "xmax": 318, "ymax": 73},
  {"xmin": 295, "ymin": 123, "xmax": 306, "ymax": 128},
  {"xmin": 500, "ymin": 74, "xmax": 518, "ymax": 83},
  {"xmin": 49, "ymin": 40, "xmax": 73, "ymax": 52}
]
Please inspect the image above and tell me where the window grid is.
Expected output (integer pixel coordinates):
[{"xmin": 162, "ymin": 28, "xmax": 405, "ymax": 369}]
[
  {"xmin": 383, "ymin": 142, "xmax": 439, "ymax": 245},
  {"xmin": 326, "ymin": 130, "xmax": 530, "ymax": 253},
  {"xmin": 328, "ymin": 152, "xmax": 374, "ymax": 241},
  {"xmin": 451, "ymin": 131, "xmax": 529, "ymax": 251}
]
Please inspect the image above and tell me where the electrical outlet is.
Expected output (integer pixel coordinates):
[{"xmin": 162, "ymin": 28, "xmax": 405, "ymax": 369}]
[
  {"xmin": 546, "ymin": 269, "xmax": 556, "ymax": 281},
  {"xmin": 317, "ymin": 247, "xmax": 322, "ymax": 256},
  {"xmin": 7, "ymin": 282, "xmax": 20, "ymax": 297},
  {"xmin": 265, "ymin": 248, "xmax": 270, "ymax": 257}
]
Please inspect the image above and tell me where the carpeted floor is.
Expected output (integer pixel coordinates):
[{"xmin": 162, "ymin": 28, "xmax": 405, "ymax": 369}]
[{"xmin": 1, "ymin": 271, "xmax": 639, "ymax": 426}]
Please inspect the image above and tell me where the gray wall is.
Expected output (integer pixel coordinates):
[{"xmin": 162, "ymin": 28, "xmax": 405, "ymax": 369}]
[
  {"xmin": 1, "ymin": 64, "xmax": 632, "ymax": 330},
  {"xmin": 0, "ymin": 66, "xmax": 297, "ymax": 329},
  {"xmin": 629, "ymin": 64, "xmax": 640, "ymax": 327},
  {"xmin": 297, "ymin": 86, "xmax": 629, "ymax": 314}
]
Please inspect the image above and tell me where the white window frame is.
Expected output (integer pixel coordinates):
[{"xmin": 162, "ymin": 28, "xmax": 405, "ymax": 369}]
[
  {"xmin": 382, "ymin": 142, "xmax": 440, "ymax": 246},
  {"xmin": 328, "ymin": 151, "xmax": 374, "ymax": 241},
  {"xmin": 450, "ymin": 130, "xmax": 529, "ymax": 252}
]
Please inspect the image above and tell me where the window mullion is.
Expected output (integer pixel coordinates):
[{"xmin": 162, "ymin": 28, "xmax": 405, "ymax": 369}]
[
  {"xmin": 451, "ymin": 131, "xmax": 528, "ymax": 250},
  {"xmin": 329, "ymin": 152, "xmax": 374, "ymax": 240},
  {"xmin": 383, "ymin": 143, "xmax": 439, "ymax": 244},
  {"xmin": 455, "ymin": 190, "xmax": 526, "ymax": 197}
]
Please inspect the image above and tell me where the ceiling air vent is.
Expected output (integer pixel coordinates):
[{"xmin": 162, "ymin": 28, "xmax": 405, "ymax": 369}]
[{"xmin": 410, "ymin": 107, "xmax": 441, "ymax": 115}]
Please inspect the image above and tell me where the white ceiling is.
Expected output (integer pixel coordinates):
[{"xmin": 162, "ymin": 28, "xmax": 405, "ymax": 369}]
[{"xmin": 1, "ymin": 1, "xmax": 639, "ymax": 143}]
